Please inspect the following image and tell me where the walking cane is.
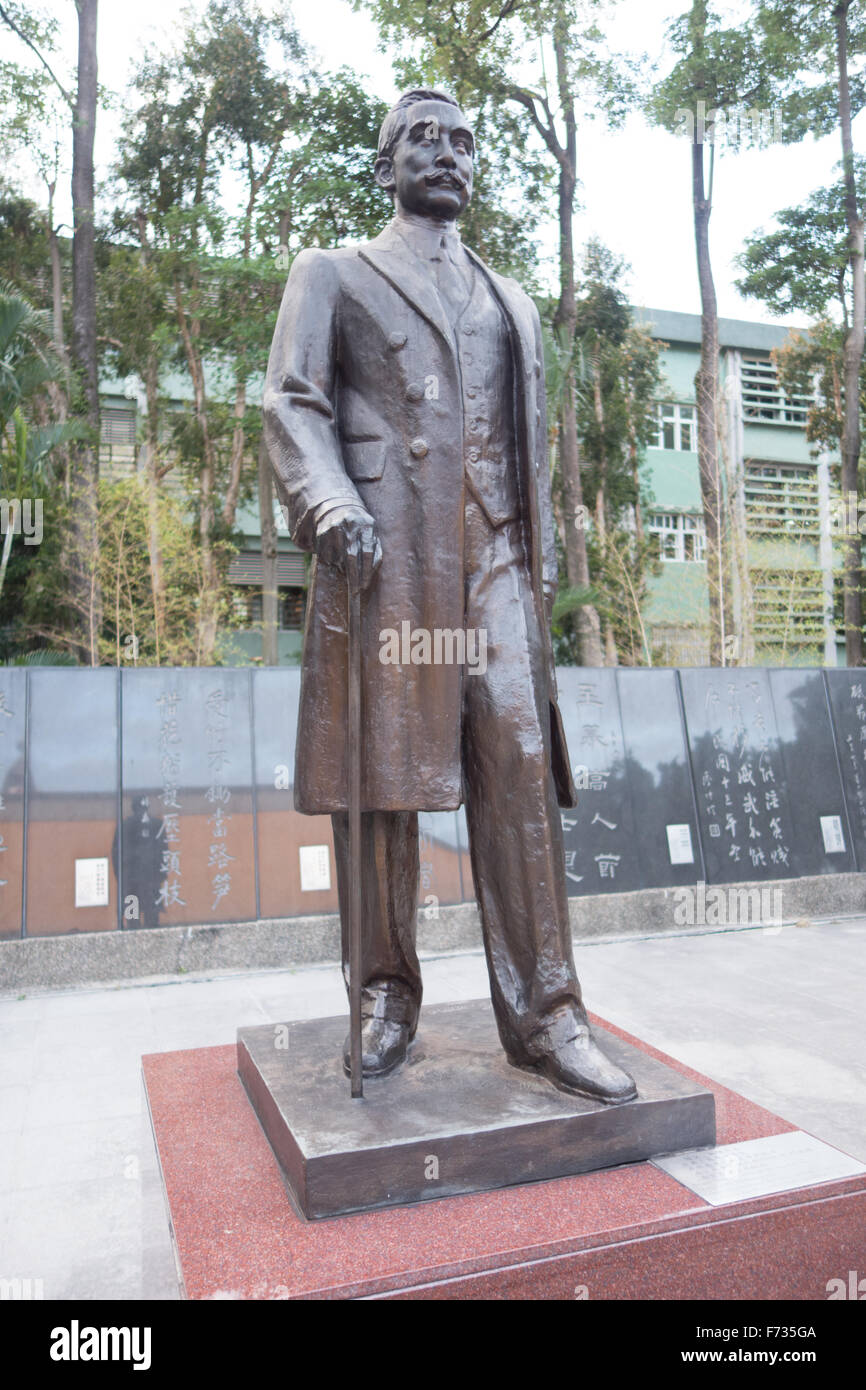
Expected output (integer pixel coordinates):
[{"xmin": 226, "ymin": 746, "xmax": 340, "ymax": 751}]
[{"xmin": 347, "ymin": 571, "xmax": 363, "ymax": 1099}]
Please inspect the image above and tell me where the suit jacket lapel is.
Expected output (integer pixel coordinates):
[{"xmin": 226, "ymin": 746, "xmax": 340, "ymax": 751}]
[
  {"xmin": 462, "ymin": 246, "xmax": 537, "ymax": 377},
  {"xmin": 359, "ymin": 223, "xmax": 455, "ymax": 350}
]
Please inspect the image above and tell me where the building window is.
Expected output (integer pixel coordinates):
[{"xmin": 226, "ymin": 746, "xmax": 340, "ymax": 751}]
[
  {"xmin": 280, "ymin": 589, "xmax": 306, "ymax": 630},
  {"xmin": 234, "ymin": 586, "xmax": 307, "ymax": 631},
  {"xmin": 101, "ymin": 405, "xmax": 137, "ymax": 447},
  {"xmin": 744, "ymin": 462, "xmax": 819, "ymax": 535},
  {"xmin": 648, "ymin": 512, "xmax": 706, "ymax": 562},
  {"xmin": 99, "ymin": 403, "xmax": 138, "ymax": 485},
  {"xmin": 741, "ymin": 357, "xmax": 812, "ymax": 425},
  {"xmin": 651, "ymin": 402, "xmax": 697, "ymax": 451}
]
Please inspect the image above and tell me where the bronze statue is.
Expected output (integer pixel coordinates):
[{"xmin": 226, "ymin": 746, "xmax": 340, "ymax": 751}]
[{"xmin": 263, "ymin": 89, "xmax": 637, "ymax": 1106}]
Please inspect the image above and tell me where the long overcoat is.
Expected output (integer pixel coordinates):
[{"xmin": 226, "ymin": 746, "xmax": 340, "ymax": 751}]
[{"xmin": 263, "ymin": 219, "xmax": 577, "ymax": 814}]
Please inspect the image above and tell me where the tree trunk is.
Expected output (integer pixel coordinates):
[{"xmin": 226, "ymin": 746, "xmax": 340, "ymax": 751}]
[
  {"xmin": 258, "ymin": 438, "xmax": 279, "ymax": 666},
  {"xmin": 143, "ymin": 355, "xmax": 163, "ymax": 659},
  {"xmin": 68, "ymin": 0, "xmax": 101, "ymax": 664},
  {"xmin": 223, "ymin": 379, "xmax": 246, "ymax": 525},
  {"xmin": 173, "ymin": 268, "xmax": 221, "ymax": 661},
  {"xmin": 629, "ymin": 440, "xmax": 645, "ymax": 544},
  {"xmin": 551, "ymin": 23, "xmax": 602, "ymax": 666},
  {"xmin": 592, "ymin": 350, "xmax": 608, "ymax": 551},
  {"xmin": 44, "ymin": 177, "xmax": 72, "ymax": 495},
  {"xmin": 135, "ymin": 209, "xmax": 165, "ymax": 659},
  {"xmin": 835, "ymin": 1, "xmax": 864, "ymax": 665},
  {"xmin": 46, "ymin": 179, "xmax": 66, "ymax": 359},
  {"xmin": 0, "ymin": 501, "xmax": 18, "ymax": 604},
  {"xmin": 558, "ymin": 380, "xmax": 601, "ymax": 661},
  {"xmin": 692, "ymin": 136, "xmax": 726, "ymax": 665}
]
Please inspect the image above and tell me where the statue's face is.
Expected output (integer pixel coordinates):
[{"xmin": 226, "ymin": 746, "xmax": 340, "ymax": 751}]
[{"xmin": 376, "ymin": 100, "xmax": 474, "ymax": 221}]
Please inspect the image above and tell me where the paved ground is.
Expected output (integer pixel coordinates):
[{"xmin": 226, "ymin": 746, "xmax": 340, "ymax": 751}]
[{"xmin": 1, "ymin": 915, "xmax": 864, "ymax": 1300}]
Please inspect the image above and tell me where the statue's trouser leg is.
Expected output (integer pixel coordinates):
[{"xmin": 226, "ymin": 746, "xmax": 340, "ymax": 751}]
[
  {"xmin": 461, "ymin": 498, "xmax": 585, "ymax": 1062},
  {"xmin": 331, "ymin": 808, "xmax": 423, "ymax": 1027}
]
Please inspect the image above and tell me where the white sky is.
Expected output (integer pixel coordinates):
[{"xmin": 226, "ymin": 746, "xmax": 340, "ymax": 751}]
[{"xmin": 10, "ymin": 0, "xmax": 863, "ymax": 327}]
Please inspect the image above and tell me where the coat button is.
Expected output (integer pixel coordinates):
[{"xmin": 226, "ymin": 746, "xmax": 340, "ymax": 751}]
[
  {"xmin": 389, "ymin": 332, "xmax": 407, "ymax": 350},
  {"xmin": 467, "ymin": 447, "xmax": 480, "ymax": 463},
  {"xmin": 405, "ymin": 382, "xmax": 424, "ymax": 402},
  {"xmin": 409, "ymin": 437, "xmax": 428, "ymax": 458}
]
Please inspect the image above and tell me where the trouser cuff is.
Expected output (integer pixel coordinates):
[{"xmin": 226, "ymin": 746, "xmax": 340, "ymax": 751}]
[
  {"xmin": 361, "ymin": 980, "xmax": 418, "ymax": 1028},
  {"xmin": 524, "ymin": 1003, "xmax": 589, "ymax": 1060}
]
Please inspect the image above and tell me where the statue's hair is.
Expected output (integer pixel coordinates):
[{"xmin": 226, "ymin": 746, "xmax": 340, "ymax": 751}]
[{"xmin": 377, "ymin": 88, "xmax": 462, "ymax": 161}]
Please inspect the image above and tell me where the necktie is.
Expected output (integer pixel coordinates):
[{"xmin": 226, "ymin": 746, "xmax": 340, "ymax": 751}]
[{"xmin": 432, "ymin": 235, "xmax": 471, "ymax": 323}]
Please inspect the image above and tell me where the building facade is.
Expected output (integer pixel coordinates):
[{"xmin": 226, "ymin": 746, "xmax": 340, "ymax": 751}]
[{"xmin": 637, "ymin": 308, "xmax": 842, "ymax": 668}]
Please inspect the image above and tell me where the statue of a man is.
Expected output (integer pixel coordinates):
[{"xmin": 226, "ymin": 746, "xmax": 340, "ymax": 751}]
[{"xmin": 263, "ymin": 88, "xmax": 636, "ymax": 1105}]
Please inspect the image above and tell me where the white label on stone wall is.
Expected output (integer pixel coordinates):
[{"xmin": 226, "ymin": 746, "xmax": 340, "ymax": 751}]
[
  {"xmin": 820, "ymin": 815, "xmax": 846, "ymax": 854},
  {"xmin": 299, "ymin": 844, "xmax": 331, "ymax": 892},
  {"xmin": 666, "ymin": 823, "xmax": 694, "ymax": 865},
  {"xmin": 75, "ymin": 857, "xmax": 109, "ymax": 908}
]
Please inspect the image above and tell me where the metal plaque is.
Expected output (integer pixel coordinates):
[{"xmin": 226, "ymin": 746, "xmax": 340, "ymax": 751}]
[{"xmin": 652, "ymin": 1130, "xmax": 866, "ymax": 1205}]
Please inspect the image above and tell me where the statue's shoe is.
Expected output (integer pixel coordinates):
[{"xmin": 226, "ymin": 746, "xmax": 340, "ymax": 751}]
[
  {"xmin": 342, "ymin": 1015, "xmax": 413, "ymax": 1079},
  {"xmin": 512, "ymin": 1010, "xmax": 638, "ymax": 1106}
]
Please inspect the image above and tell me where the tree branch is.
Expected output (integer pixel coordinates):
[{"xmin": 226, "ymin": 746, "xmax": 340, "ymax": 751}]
[
  {"xmin": 0, "ymin": 3, "xmax": 74, "ymax": 107},
  {"xmin": 506, "ymin": 84, "xmax": 566, "ymax": 168},
  {"xmin": 479, "ymin": 0, "xmax": 523, "ymax": 44}
]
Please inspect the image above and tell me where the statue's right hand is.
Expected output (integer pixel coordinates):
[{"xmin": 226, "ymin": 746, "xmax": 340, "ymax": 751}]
[{"xmin": 314, "ymin": 504, "xmax": 382, "ymax": 592}]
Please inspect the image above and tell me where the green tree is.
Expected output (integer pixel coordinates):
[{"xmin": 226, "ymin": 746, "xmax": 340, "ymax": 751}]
[
  {"xmin": 0, "ymin": 22, "xmax": 69, "ymax": 354},
  {"xmin": 738, "ymin": 163, "xmax": 866, "ymax": 658},
  {"xmin": 114, "ymin": 0, "xmax": 306, "ymax": 660},
  {"xmin": 94, "ymin": 476, "xmax": 240, "ymax": 667},
  {"xmin": 0, "ymin": 280, "xmax": 84, "ymax": 613},
  {"xmin": 0, "ymin": 0, "xmax": 102, "ymax": 663},
  {"xmin": 737, "ymin": 164, "xmax": 866, "ymax": 453},
  {"xmin": 115, "ymin": 2, "xmax": 389, "ymax": 664},
  {"xmin": 97, "ymin": 223, "xmax": 175, "ymax": 659},
  {"xmin": 571, "ymin": 240, "xmax": 661, "ymax": 665},
  {"xmin": 648, "ymin": 0, "xmax": 787, "ymax": 666},
  {"xmin": 752, "ymin": 0, "xmax": 866, "ymax": 664}
]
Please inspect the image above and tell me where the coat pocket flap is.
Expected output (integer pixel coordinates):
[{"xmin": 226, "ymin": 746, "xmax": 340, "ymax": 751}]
[{"xmin": 342, "ymin": 439, "xmax": 386, "ymax": 481}]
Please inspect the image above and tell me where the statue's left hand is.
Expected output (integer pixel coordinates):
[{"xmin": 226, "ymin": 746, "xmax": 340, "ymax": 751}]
[{"xmin": 315, "ymin": 503, "xmax": 383, "ymax": 593}]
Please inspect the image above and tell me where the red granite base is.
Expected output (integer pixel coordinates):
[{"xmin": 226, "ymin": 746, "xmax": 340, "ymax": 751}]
[{"xmin": 142, "ymin": 1016, "xmax": 866, "ymax": 1300}]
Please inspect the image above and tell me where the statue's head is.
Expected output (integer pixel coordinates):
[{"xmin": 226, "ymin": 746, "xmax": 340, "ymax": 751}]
[{"xmin": 375, "ymin": 88, "xmax": 474, "ymax": 222}]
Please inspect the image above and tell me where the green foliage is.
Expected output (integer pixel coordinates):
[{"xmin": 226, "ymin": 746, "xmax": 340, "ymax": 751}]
[
  {"xmin": 0, "ymin": 186, "xmax": 51, "ymax": 295},
  {"xmin": 0, "ymin": 280, "xmax": 56, "ymax": 421},
  {"xmin": 649, "ymin": 1, "xmax": 784, "ymax": 147},
  {"xmin": 772, "ymin": 321, "xmax": 865, "ymax": 461},
  {"xmin": 94, "ymin": 475, "xmax": 238, "ymax": 667},
  {"xmin": 4, "ymin": 648, "xmax": 77, "ymax": 666},
  {"xmin": 0, "ymin": 279, "xmax": 85, "ymax": 490},
  {"xmin": 754, "ymin": 1, "xmax": 866, "ymax": 146},
  {"xmin": 9, "ymin": 474, "xmax": 239, "ymax": 665},
  {"xmin": 573, "ymin": 241, "xmax": 661, "ymax": 663},
  {"xmin": 736, "ymin": 161, "xmax": 866, "ymax": 322}
]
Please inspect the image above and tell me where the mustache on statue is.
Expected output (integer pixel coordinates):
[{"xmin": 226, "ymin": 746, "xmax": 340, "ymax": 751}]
[{"xmin": 426, "ymin": 170, "xmax": 466, "ymax": 188}]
